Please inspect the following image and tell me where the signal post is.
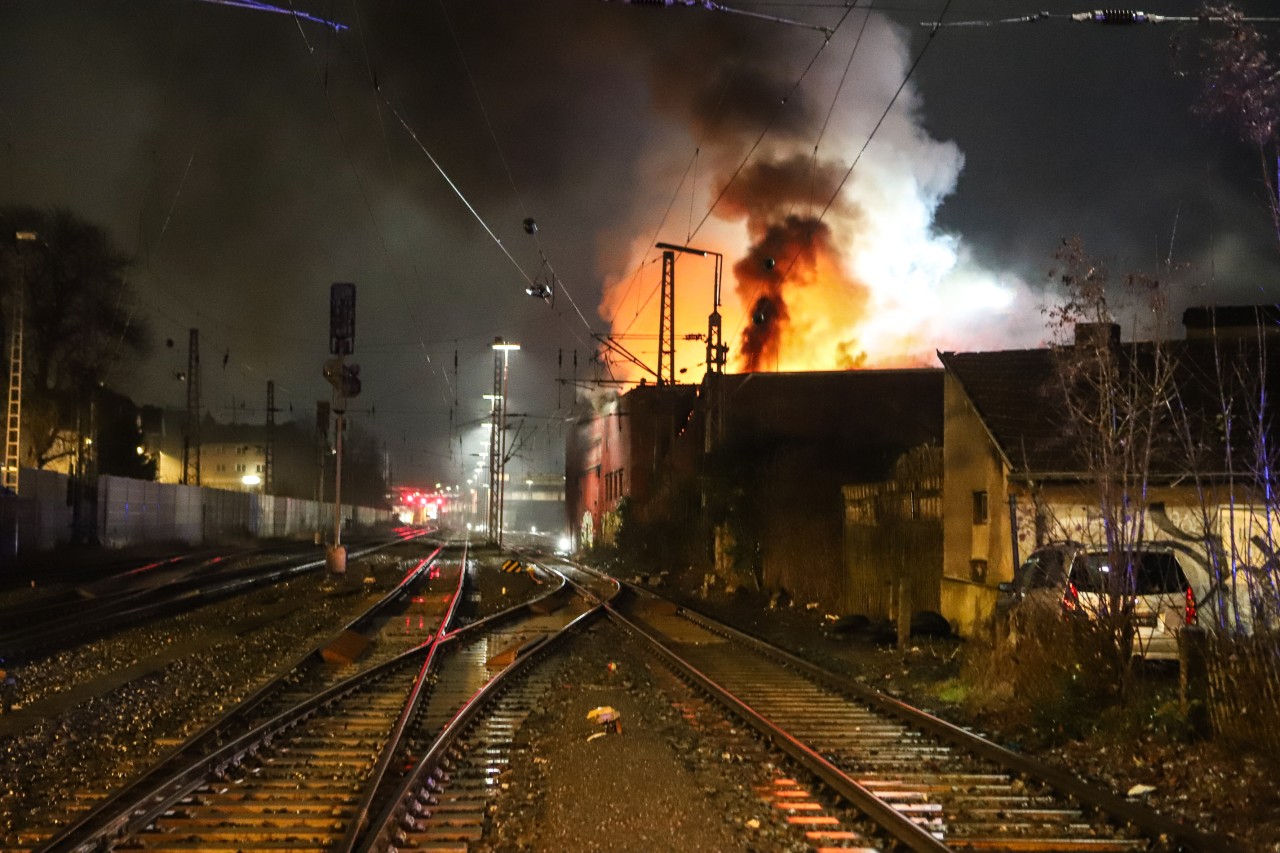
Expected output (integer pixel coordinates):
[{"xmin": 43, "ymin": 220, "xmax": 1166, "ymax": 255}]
[{"xmin": 323, "ymin": 282, "xmax": 361, "ymax": 573}]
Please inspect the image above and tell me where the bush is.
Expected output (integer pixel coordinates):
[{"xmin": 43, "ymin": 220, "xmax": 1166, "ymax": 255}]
[{"xmin": 962, "ymin": 614, "xmax": 1121, "ymax": 745}]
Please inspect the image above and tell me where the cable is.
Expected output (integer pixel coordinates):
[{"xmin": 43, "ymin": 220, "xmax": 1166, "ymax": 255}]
[
  {"xmin": 191, "ymin": 0, "xmax": 348, "ymax": 31},
  {"xmin": 600, "ymin": 0, "xmax": 833, "ymax": 35},
  {"xmin": 925, "ymin": 10, "xmax": 1280, "ymax": 29},
  {"xmin": 750, "ymin": 0, "xmax": 954, "ymax": 348}
]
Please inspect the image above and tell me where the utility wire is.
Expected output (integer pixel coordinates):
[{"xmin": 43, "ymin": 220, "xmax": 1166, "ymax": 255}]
[
  {"xmin": 924, "ymin": 10, "xmax": 1280, "ymax": 29},
  {"xmin": 600, "ymin": 0, "xmax": 833, "ymax": 34},
  {"xmin": 762, "ymin": 0, "xmax": 953, "ymax": 322},
  {"xmin": 192, "ymin": 0, "xmax": 348, "ymax": 31}
]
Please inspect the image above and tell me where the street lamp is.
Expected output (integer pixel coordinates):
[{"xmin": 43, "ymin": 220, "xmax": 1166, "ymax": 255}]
[{"xmin": 488, "ymin": 338, "xmax": 519, "ymax": 547}]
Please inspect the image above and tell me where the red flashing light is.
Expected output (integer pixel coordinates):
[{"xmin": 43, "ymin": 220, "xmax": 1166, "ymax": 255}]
[
  {"xmin": 1185, "ymin": 586, "xmax": 1198, "ymax": 626},
  {"xmin": 1062, "ymin": 582, "xmax": 1080, "ymax": 611}
]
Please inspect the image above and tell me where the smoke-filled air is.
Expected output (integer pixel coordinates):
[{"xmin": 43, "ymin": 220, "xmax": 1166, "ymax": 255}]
[{"xmin": 599, "ymin": 9, "xmax": 1041, "ymax": 378}]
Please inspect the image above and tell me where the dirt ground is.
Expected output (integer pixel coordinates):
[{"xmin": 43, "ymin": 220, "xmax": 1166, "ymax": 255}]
[{"xmin": 482, "ymin": 620, "xmax": 873, "ymax": 853}]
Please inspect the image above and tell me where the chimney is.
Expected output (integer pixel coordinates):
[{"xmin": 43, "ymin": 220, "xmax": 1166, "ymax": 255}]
[
  {"xmin": 1073, "ymin": 322, "xmax": 1121, "ymax": 350},
  {"xmin": 1183, "ymin": 305, "xmax": 1280, "ymax": 341}
]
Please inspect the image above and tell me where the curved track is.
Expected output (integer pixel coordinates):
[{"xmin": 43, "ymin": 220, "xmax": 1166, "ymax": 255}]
[
  {"xmin": 0, "ymin": 531, "xmax": 430, "ymax": 663},
  {"xmin": 38, "ymin": 552, "xmax": 611, "ymax": 853},
  {"xmin": 26, "ymin": 553, "xmax": 1231, "ymax": 852},
  {"xmin": 611, "ymin": 581, "xmax": 1228, "ymax": 853}
]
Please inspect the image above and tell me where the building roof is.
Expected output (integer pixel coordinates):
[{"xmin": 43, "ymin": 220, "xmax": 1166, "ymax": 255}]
[
  {"xmin": 720, "ymin": 368, "xmax": 944, "ymax": 484},
  {"xmin": 940, "ymin": 334, "xmax": 1280, "ymax": 481}
]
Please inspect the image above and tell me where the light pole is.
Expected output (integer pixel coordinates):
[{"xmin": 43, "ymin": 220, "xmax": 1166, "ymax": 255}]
[{"xmin": 488, "ymin": 338, "xmax": 519, "ymax": 547}]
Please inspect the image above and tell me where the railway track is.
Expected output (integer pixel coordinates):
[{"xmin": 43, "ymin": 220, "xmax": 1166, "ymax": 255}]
[
  {"xmin": 20, "ymin": 551, "xmax": 1233, "ymax": 852},
  {"xmin": 609, "ymin": 581, "xmax": 1229, "ymax": 853},
  {"xmin": 14, "ymin": 541, "xmax": 454, "ymax": 852},
  {"xmin": 0, "ymin": 531, "xmax": 431, "ymax": 663},
  {"xmin": 37, "ymin": 553, "xmax": 614, "ymax": 853}
]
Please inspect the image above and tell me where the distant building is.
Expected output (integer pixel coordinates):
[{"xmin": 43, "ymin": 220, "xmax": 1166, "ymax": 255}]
[
  {"xmin": 142, "ymin": 408, "xmax": 330, "ymax": 500},
  {"xmin": 503, "ymin": 471, "xmax": 568, "ymax": 537},
  {"xmin": 938, "ymin": 309, "xmax": 1280, "ymax": 636},
  {"xmin": 566, "ymin": 370, "xmax": 945, "ymax": 608}
]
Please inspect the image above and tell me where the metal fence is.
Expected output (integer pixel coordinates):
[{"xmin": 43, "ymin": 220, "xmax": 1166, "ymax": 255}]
[{"xmin": 13, "ymin": 469, "xmax": 390, "ymax": 550}]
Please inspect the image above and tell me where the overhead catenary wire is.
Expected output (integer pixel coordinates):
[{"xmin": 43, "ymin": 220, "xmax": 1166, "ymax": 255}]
[
  {"xmin": 192, "ymin": 0, "xmax": 348, "ymax": 31},
  {"xmin": 599, "ymin": 0, "xmax": 834, "ymax": 35},
  {"xmin": 730, "ymin": 0, "xmax": 876, "ymax": 346},
  {"xmin": 717, "ymin": 0, "xmax": 957, "ymax": 361},
  {"xmin": 923, "ymin": 10, "xmax": 1280, "ymax": 29},
  {"xmin": 288, "ymin": 5, "xmax": 459, "ymax": 407},
  {"xmin": 613, "ymin": 0, "xmax": 858, "ymax": 357},
  {"xmin": 435, "ymin": 0, "xmax": 599, "ymax": 351}
]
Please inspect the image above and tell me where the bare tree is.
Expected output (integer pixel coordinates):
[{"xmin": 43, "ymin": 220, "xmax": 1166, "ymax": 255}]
[
  {"xmin": 0, "ymin": 206, "xmax": 150, "ymax": 469},
  {"xmin": 1182, "ymin": 3, "xmax": 1280, "ymax": 243},
  {"xmin": 1041, "ymin": 238, "xmax": 1179, "ymax": 678}
]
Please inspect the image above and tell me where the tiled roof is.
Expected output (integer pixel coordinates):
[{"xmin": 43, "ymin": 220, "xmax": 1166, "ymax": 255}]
[{"xmin": 940, "ymin": 337, "xmax": 1280, "ymax": 480}]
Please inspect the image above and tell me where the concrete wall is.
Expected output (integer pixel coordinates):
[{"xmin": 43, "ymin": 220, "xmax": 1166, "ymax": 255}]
[
  {"xmin": 98, "ymin": 475, "xmax": 202, "ymax": 547},
  {"xmin": 941, "ymin": 372, "xmax": 1014, "ymax": 637}
]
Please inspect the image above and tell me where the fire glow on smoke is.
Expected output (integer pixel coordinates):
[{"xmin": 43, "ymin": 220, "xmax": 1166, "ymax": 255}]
[{"xmin": 599, "ymin": 13, "xmax": 1031, "ymax": 378}]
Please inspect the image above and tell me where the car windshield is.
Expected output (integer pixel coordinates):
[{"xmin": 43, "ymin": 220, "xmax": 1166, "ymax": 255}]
[{"xmin": 1084, "ymin": 550, "xmax": 1189, "ymax": 594}]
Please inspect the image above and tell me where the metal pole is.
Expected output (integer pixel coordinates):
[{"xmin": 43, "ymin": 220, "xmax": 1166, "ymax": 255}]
[
  {"xmin": 1008, "ymin": 493, "xmax": 1020, "ymax": 571},
  {"xmin": 333, "ymin": 407, "xmax": 344, "ymax": 548},
  {"xmin": 498, "ymin": 350, "xmax": 510, "ymax": 547},
  {"xmin": 487, "ymin": 374, "xmax": 501, "ymax": 544}
]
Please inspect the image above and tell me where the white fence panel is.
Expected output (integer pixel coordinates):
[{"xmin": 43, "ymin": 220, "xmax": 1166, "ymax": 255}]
[{"xmin": 16, "ymin": 470, "xmax": 392, "ymax": 553}]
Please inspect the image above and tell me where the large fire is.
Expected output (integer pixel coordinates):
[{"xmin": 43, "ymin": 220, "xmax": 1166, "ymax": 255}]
[{"xmin": 596, "ymin": 12, "xmax": 1035, "ymax": 381}]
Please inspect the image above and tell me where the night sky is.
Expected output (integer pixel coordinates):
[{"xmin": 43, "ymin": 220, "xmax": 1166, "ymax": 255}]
[{"xmin": 1, "ymin": 0, "xmax": 1277, "ymax": 486}]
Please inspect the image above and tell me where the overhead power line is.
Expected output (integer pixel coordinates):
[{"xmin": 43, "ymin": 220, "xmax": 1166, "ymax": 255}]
[
  {"xmin": 600, "ymin": 0, "xmax": 834, "ymax": 34},
  {"xmin": 191, "ymin": 0, "xmax": 348, "ymax": 31},
  {"xmin": 924, "ymin": 9, "xmax": 1280, "ymax": 29}
]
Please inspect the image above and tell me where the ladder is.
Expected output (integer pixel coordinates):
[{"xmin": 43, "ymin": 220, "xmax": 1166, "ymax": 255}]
[{"xmin": 4, "ymin": 298, "xmax": 21, "ymax": 494}]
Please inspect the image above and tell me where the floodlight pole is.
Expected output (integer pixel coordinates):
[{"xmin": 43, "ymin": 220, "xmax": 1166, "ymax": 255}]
[{"xmin": 489, "ymin": 338, "xmax": 520, "ymax": 547}]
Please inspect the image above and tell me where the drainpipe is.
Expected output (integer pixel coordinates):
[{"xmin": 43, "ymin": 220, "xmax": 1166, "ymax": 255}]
[{"xmin": 1007, "ymin": 493, "xmax": 1020, "ymax": 572}]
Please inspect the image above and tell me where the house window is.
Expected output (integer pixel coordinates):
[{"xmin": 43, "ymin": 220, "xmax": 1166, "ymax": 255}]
[{"xmin": 972, "ymin": 490, "xmax": 989, "ymax": 525}]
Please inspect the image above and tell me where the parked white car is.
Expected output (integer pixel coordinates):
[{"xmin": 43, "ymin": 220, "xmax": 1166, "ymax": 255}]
[{"xmin": 1000, "ymin": 541, "xmax": 1202, "ymax": 660}]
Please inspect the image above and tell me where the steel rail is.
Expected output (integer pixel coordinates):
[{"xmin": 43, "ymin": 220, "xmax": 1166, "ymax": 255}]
[
  {"xmin": 333, "ymin": 539, "xmax": 473, "ymax": 851},
  {"xmin": 664, "ymin": 591, "xmax": 1232, "ymax": 853},
  {"xmin": 0, "ymin": 531, "xmax": 431, "ymax": 662},
  {"xmin": 38, "ymin": 542, "xmax": 449, "ymax": 853},
  {"xmin": 350, "ymin": 564, "xmax": 618, "ymax": 852},
  {"xmin": 40, "ymin": 543, "xmax": 575, "ymax": 853},
  {"xmin": 606, "ymin": 595, "xmax": 953, "ymax": 853}
]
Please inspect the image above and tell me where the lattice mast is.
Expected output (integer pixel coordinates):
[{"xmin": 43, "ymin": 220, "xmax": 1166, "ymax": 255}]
[
  {"xmin": 182, "ymin": 328, "xmax": 201, "ymax": 485},
  {"xmin": 3, "ymin": 295, "xmax": 21, "ymax": 494},
  {"xmin": 487, "ymin": 345, "xmax": 502, "ymax": 544},
  {"xmin": 658, "ymin": 249, "xmax": 675, "ymax": 385},
  {"xmin": 265, "ymin": 380, "xmax": 276, "ymax": 494}
]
